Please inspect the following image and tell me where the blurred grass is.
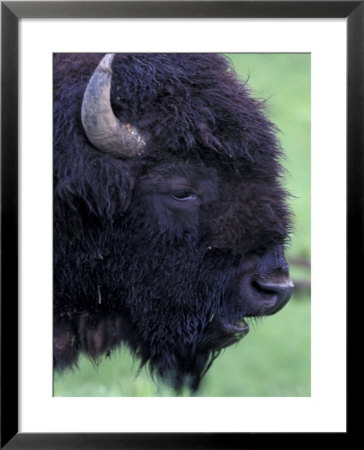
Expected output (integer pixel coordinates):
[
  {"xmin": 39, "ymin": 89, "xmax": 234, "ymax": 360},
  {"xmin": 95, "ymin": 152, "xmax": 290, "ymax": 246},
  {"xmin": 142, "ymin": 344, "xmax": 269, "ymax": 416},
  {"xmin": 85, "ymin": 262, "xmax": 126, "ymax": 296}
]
[{"xmin": 54, "ymin": 54, "xmax": 311, "ymax": 397}]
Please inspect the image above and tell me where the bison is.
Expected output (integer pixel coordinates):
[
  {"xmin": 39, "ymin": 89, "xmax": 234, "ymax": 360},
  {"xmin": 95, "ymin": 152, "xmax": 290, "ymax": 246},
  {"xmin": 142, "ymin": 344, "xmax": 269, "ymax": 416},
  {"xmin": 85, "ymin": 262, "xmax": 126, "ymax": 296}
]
[{"xmin": 53, "ymin": 53, "xmax": 293, "ymax": 391}]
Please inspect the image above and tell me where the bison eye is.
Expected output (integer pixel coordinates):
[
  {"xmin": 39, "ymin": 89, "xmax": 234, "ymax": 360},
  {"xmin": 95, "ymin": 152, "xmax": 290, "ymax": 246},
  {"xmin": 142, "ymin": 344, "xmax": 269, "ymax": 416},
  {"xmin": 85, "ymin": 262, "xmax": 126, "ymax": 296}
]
[{"xmin": 169, "ymin": 190, "xmax": 196, "ymax": 201}]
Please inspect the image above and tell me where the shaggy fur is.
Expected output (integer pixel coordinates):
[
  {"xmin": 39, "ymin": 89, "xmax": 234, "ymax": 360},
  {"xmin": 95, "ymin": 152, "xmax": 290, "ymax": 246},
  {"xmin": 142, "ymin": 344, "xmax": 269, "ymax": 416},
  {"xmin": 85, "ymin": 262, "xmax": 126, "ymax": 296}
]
[{"xmin": 53, "ymin": 53, "xmax": 291, "ymax": 390}]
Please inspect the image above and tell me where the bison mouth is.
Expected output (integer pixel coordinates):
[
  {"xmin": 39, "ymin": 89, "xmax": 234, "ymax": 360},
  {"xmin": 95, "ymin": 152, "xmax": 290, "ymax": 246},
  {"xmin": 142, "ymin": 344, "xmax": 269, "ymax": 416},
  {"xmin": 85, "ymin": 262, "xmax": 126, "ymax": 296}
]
[
  {"xmin": 210, "ymin": 267, "xmax": 294, "ymax": 351},
  {"xmin": 210, "ymin": 318, "xmax": 250, "ymax": 350}
]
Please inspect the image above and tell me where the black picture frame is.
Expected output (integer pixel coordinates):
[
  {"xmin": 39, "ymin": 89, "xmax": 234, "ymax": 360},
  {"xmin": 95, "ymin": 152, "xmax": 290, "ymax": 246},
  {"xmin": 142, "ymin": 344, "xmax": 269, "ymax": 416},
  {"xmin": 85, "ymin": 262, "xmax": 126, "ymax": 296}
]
[{"xmin": 1, "ymin": 1, "xmax": 359, "ymax": 448}]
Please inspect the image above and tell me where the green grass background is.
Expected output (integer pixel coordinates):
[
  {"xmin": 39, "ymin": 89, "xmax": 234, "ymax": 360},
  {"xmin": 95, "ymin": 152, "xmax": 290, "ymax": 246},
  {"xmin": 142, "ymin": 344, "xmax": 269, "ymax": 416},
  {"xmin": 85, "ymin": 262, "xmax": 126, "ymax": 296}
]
[{"xmin": 54, "ymin": 53, "xmax": 311, "ymax": 397}]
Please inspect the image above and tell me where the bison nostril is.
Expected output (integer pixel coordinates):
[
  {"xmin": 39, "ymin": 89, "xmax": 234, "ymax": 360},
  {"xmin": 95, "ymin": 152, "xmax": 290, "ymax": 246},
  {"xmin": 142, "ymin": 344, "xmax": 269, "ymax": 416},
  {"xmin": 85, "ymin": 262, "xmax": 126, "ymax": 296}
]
[{"xmin": 252, "ymin": 276, "xmax": 294, "ymax": 315}]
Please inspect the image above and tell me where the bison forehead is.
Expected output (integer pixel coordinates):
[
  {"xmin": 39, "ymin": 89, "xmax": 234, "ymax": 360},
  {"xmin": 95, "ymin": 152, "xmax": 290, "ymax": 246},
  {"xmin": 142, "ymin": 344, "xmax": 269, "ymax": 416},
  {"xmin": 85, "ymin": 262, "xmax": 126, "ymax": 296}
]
[
  {"xmin": 107, "ymin": 54, "xmax": 282, "ymax": 166},
  {"xmin": 54, "ymin": 53, "xmax": 282, "ymax": 175}
]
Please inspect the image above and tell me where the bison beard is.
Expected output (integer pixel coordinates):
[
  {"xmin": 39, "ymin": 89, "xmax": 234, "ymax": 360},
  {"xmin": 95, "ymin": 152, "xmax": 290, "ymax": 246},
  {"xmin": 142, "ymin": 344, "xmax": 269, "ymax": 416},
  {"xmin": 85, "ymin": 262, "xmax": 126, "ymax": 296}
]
[{"xmin": 53, "ymin": 53, "xmax": 293, "ymax": 391}]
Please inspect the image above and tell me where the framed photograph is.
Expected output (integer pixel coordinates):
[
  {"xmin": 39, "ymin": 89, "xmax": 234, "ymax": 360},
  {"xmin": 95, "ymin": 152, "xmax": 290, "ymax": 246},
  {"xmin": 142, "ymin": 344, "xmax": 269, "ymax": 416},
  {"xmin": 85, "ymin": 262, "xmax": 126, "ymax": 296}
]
[{"xmin": 2, "ymin": 1, "xmax": 358, "ymax": 448}]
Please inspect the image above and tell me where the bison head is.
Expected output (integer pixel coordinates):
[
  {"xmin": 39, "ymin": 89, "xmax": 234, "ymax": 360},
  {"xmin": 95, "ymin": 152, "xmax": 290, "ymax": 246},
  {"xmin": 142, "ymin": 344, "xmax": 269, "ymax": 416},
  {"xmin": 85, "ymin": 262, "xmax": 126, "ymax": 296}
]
[{"xmin": 53, "ymin": 53, "xmax": 293, "ymax": 391}]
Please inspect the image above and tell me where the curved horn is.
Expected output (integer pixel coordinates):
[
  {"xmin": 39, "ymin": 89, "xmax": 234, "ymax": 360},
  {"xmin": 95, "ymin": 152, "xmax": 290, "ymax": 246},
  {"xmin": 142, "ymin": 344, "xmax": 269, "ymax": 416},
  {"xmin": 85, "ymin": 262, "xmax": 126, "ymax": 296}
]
[{"xmin": 81, "ymin": 53, "xmax": 145, "ymax": 158}]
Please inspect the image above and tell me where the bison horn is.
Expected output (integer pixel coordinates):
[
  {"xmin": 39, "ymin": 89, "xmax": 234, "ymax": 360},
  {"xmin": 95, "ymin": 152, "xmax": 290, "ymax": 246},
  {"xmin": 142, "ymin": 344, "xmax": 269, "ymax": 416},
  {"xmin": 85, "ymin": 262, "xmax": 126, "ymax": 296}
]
[{"xmin": 81, "ymin": 53, "xmax": 145, "ymax": 158}]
